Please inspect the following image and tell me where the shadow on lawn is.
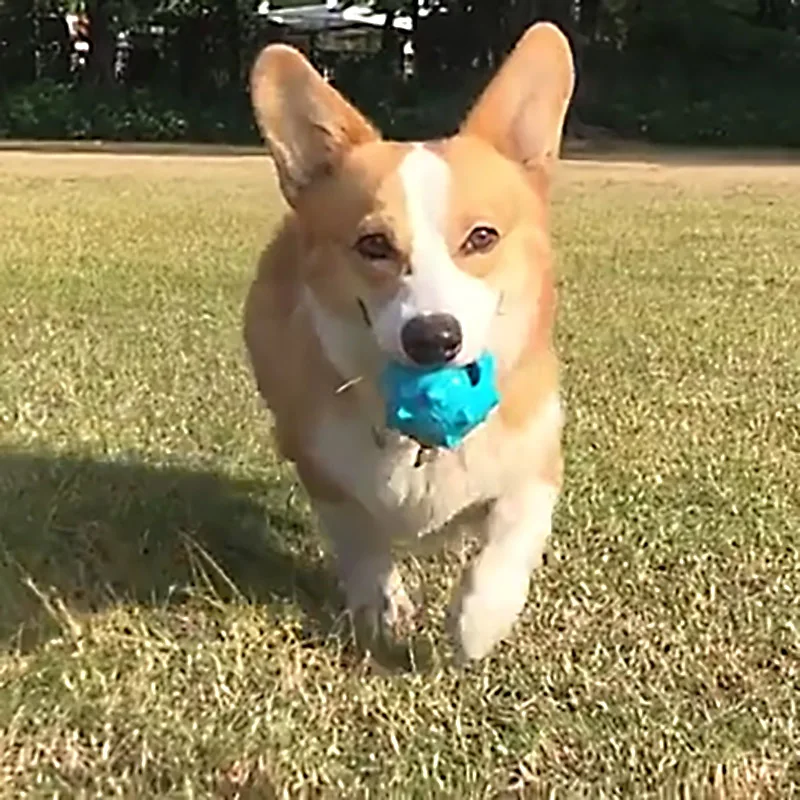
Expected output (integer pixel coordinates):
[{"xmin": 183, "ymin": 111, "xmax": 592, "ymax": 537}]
[{"xmin": 0, "ymin": 449, "xmax": 343, "ymax": 651}]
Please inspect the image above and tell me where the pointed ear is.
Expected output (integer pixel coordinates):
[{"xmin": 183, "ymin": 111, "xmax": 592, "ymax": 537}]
[
  {"xmin": 249, "ymin": 44, "xmax": 379, "ymax": 206},
  {"xmin": 461, "ymin": 23, "xmax": 575, "ymax": 177}
]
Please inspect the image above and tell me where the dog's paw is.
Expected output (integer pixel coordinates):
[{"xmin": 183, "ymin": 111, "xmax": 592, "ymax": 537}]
[
  {"xmin": 383, "ymin": 579, "xmax": 418, "ymax": 638},
  {"xmin": 448, "ymin": 560, "xmax": 530, "ymax": 661},
  {"xmin": 344, "ymin": 565, "xmax": 418, "ymax": 647}
]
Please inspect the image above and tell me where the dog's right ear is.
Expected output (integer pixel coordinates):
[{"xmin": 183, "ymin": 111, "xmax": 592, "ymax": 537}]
[{"xmin": 250, "ymin": 45, "xmax": 379, "ymax": 207}]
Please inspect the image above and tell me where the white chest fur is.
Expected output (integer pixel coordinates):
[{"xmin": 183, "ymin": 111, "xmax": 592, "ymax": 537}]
[{"xmin": 309, "ymin": 394, "xmax": 563, "ymax": 541}]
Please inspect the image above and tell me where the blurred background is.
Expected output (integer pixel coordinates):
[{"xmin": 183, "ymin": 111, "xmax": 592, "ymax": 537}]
[{"xmin": 1, "ymin": 0, "xmax": 798, "ymax": 148}]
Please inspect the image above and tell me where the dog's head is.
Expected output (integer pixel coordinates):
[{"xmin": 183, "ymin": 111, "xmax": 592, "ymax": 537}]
[{"xmin": 250, "ymin": 24, "xmax": 574, "ymax": 380}]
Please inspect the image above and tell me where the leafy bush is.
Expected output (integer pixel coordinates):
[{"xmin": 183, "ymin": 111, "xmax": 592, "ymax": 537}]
[
  {"xmin": 3, "ymin": 63, "xmax": 800, "ymax": 149},
  {"xmin": 0, "ymin": 81, "xmax": 258, "ymax": 143},
  {"xmin": 579, "ymin": 58, "xmax": 800, "ymax": 147}
]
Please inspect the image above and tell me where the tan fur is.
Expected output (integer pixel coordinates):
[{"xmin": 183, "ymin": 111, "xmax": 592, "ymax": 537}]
[
  {"xmin": 244, "ymin": 23, "xmax": 576, "ymax": 659},
  {"xmin": 462, "ymin": 22, "xmax": 575, "ymax": 179},
  {"xmin": 250, "ymin": 44, "xmax": 379, "ymax": 205}
]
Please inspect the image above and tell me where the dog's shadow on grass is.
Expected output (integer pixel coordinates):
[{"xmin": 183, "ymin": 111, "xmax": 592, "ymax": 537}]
[{"xmin": 0, "ymin": 449, "xmax": 348, "ymax": 653}]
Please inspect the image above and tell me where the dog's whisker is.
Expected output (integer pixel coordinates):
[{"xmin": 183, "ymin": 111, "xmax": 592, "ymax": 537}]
[{"xmin": 335, "ymin": 375, "xmax": 364, "ymax": 394}]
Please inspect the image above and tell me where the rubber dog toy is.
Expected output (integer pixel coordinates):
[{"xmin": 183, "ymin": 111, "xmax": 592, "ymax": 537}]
[{"xmin": 381, "ymin": 351, "xmax": 500, "ymax": 449}]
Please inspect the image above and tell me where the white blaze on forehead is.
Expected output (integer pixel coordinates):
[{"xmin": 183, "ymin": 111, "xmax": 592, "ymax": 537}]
[{"xmin": 372, "ymin": 144, "xmax": 499, "ymax": 365}]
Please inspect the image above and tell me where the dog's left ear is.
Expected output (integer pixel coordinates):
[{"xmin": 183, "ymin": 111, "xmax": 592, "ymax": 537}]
[{"xmin": 461, "ymin": 22, "xmax": 575, "ymax": 178}]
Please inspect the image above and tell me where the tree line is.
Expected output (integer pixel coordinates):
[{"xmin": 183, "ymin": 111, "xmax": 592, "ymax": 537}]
[{"xmin": 1, "ymin": 0, "xmax": 799, "ymax": 146}]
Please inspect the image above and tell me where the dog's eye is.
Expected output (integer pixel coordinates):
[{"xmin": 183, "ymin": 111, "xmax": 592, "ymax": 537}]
[
  {"xmin": 463, "ymin": 225, "xmax": 500, "ymax": 254},
  {"xmin": 355, "ymin": 233, "xmax": 395, "ymax": 261}
]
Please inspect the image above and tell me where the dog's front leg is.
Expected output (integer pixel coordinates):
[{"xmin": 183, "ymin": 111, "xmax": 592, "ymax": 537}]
[
  {"xmin": 449, "ymin": 478, "xmax": 559, "ymax": 661},
  {"xmin": 314, "ymin": 499, "xmax": 415, "ymax": 645}
]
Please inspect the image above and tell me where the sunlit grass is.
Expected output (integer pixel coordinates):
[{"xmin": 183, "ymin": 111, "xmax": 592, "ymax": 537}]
[{"xmin": 1, "ymin": 151, "xmax": 798, "ymax": 796}]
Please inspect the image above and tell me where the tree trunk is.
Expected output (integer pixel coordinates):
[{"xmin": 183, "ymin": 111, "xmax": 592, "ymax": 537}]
[
  {"xmin": 86, "ymin": 0, "xmax": 115, "ymax": 89},
  {"xmin": 380, "ymin": 8, "xmax": 400, "ymax": 76},
  {"xmin": 409, "ymin": 1, "xmax": 419, "ymax": 62},
  {"xmin": 222, "ymin": 0, "xmax": 242, "ymax": 89},
  {"xmin": 579, "ymin": 0, "xmax": 600, "ymax": 39},
  {"xmin": 5, "ymin": 0, "xmax": 37, "ymax": 85}
]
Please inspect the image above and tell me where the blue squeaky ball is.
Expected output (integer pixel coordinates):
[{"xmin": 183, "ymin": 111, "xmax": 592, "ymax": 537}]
[{"xmin": 381, "ymin": 352, "xmax": 500, "ymax": 449}]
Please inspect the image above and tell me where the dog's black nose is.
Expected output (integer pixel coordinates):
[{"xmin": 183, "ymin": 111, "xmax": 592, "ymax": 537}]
[{"xmin": 401, "ymin": 313, "xmax": 463, "ymax": 366}]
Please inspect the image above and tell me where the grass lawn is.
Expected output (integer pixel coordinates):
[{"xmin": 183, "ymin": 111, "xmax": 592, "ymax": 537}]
[{"xmin": 0, "ymin": 150, "xmax": 798, "ymax": 797}]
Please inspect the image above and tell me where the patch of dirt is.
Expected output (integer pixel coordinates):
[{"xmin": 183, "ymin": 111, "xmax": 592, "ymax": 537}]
[
  {"xmin": 562, "ymin": 136, "xmax": 800, "ymax": 185},
  {"xmin": 2, "ymin": 140, "xmax": 800, "ymax": 186}
]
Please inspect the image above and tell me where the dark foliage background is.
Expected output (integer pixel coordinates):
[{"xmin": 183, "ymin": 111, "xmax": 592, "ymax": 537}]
[{"xmin": 1, "ymin": 0, "xmax": 799, "ymax": 146}]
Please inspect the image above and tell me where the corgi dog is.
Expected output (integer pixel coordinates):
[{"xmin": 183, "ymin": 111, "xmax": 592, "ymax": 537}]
[{"xmin": 244, "ymin": 23, "xmax": 575, "ymax": 660}]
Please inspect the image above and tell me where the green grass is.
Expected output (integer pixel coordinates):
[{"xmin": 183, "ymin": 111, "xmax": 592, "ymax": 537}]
[{"xmin": 1, "ymin": 151, "xmax": 799, "ymax": 797}]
